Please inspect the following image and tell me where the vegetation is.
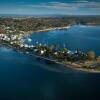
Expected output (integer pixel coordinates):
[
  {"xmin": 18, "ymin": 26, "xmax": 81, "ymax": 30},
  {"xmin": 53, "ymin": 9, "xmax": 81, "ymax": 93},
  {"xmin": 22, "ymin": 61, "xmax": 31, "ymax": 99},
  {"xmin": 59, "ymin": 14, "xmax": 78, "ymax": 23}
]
[
  {"xmin": 35, "ymin": 45, "xmax": 94, "ymax": 62},
  {"xmin": 0, "ymin": 33, "xmax": 100, "ymax": 72},
  {"xmin": 0, "ymin": 16, "xmax": 100, "ymax": 72},
  {"xmin": 0, "ymin": 16, "xmax": 100, "ymax": 34},
  {"xmin": 87, "ymin": 51, "xmax": 96, "ymax": 61}
]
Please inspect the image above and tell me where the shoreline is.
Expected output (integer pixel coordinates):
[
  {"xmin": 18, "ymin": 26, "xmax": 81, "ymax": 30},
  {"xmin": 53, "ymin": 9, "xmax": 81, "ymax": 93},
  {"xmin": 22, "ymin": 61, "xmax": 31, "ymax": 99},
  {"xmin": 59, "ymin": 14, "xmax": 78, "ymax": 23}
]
[
  {"xmin": 32, "ymin": 54, "xmax": 100, "ymax": 73},
  {"xmin": 0, "ymin": 43, "xmax": 100, "ymax": 73},
  {"xmin": 0, "ymin": 25, "xmax": 100, "ymax": 73},
  {"xmin": 21, "ymin": 24, "xmax": 100, "ymax": 35},
  {"xmin": 20, "ymin": 26, "xmax": 71, "ymax": 35}
]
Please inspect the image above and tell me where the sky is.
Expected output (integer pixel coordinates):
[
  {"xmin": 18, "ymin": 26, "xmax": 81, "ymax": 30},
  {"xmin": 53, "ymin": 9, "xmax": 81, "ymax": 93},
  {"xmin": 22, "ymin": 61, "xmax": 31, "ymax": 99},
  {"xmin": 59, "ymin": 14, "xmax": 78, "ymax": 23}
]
[{"xmin": 0, "ymin": 0, "xmax": 100, "ymax": 15}]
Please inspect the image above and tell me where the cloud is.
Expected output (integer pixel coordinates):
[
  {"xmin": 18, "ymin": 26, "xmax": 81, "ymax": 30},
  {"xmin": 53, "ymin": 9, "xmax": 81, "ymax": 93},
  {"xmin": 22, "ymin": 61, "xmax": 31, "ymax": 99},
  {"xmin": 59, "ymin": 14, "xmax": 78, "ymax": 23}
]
[
  {"xmin": 0, "ymin": 1, "xmax": 100, "ymax": 15},
  {"xmin": 73, "ymin": 0, "xmax": 89, "ymax": 3},
  {"xmin": 25, "ymin": 1, "xmax": 100, "ymax": 10}
]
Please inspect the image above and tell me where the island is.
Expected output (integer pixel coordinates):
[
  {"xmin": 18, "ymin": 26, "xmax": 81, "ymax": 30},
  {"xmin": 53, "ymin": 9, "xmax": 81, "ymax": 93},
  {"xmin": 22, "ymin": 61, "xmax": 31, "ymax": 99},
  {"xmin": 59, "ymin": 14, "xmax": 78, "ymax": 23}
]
[{"xmin": 0, "ymin": 16, "xmax": 100, "ymax": 73}]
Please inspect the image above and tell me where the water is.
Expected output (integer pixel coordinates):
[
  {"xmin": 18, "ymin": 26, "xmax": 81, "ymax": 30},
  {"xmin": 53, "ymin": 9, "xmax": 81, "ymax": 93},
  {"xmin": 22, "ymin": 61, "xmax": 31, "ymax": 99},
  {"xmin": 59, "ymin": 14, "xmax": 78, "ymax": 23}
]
[
  {"xmin": 26, "ymin": 25, "xmax": 100, "ymax": 55},
  {"xmin": 0, "ymin": 25, "xmax": 100, "ymax": 100}
]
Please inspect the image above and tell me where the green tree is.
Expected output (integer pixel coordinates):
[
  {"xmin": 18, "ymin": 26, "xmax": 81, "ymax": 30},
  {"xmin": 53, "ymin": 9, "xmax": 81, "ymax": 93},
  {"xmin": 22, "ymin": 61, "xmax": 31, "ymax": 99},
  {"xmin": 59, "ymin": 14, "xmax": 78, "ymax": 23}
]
[
  {"xmin": 63, "ymin": 48, "xmax": 68, "ymax": 53},
  {"xmin": 87, "ymin": 51, "xmax": 96, "ymax": 61}
]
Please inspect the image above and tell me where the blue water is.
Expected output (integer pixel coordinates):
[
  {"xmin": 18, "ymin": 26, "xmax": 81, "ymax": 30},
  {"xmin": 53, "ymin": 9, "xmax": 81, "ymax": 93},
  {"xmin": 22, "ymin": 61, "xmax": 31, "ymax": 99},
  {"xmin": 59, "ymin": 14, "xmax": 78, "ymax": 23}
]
[
  {"xmin": 0, "ymin": 25, "xmax": 100, "ymax": 100},
  {"xmin": 26, "ymin": 25, "xmax": 100, "ymax": 55}
]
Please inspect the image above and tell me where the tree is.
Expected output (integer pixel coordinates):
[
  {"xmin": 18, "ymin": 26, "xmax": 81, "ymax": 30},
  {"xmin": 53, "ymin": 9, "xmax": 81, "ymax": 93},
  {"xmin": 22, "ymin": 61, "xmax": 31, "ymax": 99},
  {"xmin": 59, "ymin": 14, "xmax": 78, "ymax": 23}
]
[
  {"xmin": 87, "ymin": 51, "xmax": 96, "ymax": 61},
  {"xmin": 63, "ymin": 48, "xmax": 68, "ymax": 53},
  {"xmin": 46, "ymin": 47, "xmax": 53, "ymax": 56}
]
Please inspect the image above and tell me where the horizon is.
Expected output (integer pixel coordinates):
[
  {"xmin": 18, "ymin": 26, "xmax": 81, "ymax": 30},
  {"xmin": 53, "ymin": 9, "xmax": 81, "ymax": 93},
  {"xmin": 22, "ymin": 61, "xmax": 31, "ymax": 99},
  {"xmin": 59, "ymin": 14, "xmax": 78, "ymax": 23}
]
[{"xmin": 0, "ymin": 14, "xmax": 100, "ymax": 18}]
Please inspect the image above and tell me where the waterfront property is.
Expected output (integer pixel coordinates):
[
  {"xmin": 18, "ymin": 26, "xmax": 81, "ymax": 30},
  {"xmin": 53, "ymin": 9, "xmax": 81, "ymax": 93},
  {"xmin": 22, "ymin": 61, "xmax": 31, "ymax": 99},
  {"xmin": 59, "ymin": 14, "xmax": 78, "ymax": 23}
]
[{"xmin": 0, "ymin": 28, "xmax": 100, "ymax": 72}]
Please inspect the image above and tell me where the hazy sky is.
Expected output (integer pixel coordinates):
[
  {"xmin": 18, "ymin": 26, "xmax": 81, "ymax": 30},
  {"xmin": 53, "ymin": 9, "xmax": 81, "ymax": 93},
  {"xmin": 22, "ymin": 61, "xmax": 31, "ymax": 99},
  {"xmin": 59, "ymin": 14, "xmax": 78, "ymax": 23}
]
[{"xmin": 0, "ymin": 0, "xmax": 100, "ymax": 15}]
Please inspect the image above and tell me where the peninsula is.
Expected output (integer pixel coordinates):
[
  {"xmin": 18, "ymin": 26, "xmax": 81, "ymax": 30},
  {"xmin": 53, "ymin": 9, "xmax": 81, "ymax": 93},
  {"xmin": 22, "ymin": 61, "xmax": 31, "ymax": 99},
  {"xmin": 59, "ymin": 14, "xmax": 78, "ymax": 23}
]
[{"xmin": 0, "ymin": 16, "xmax": 100, "ymax": 73}]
